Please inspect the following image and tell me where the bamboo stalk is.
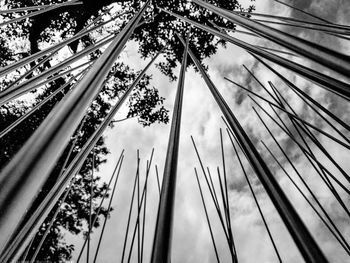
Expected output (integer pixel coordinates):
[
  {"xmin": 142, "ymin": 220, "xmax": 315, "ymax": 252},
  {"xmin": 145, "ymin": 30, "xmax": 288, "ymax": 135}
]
[
  {"xmin": 194, "ymin": 168, "xmax": 221, "ymax": 263},
  {"xmin": 273, "ymin": 0, "xmax": 331, "ymax": 24},
  {"xmin": 226, "ymin": 130, "xmax": 283, "ymax": 263},
  {"xmin": 0, "ymin": 1, "xmax": 82, "ymax": 28},
  {"xmin": 0, "ymin": 1, "xmax": 81, "ymax": 14},
  {"xmin": 93, "ymin": 155, "xmax": 124, "ymax": 263},
  {"xmin": 120, "ymin": 151, "xmax": 140, "ymax": 263},
  {"xmin": 150, "ymin": 34, "xmax": 189, "ymax": 263}
]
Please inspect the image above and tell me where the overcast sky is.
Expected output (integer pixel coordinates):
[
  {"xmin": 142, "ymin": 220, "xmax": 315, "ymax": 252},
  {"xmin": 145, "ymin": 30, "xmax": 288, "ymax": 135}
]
[{"xmin": 69, "ymin": 0, "xmax": 350, "ymax": 262}]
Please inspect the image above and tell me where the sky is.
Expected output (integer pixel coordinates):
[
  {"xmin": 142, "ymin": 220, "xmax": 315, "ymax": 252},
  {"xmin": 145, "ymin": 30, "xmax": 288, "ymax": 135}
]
[{"xmin": 63, "ymin": 0, "xmax": 350, "ymax": 262}]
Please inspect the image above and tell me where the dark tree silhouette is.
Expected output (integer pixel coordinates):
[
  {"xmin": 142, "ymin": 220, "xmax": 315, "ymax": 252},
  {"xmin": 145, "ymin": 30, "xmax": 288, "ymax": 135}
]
[{"xmin": 0, "ymin": 0, "xmax": 254, "ymax": 261}]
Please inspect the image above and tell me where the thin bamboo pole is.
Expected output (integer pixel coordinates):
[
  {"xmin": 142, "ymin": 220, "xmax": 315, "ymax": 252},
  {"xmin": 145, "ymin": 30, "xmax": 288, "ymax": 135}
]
[
  {"xmin": 226, "ymin": 130, "xmax": 283, "ymax": 263},
  {"xmin": 137, "ymin": 159, "xmax": 141, "ymax": 263},
  {"xmin": 93, "ymin": 155, "xmax": 124, "ymax": 263},
  {"xmin": 120, "ymin": 151, "xmax": 140, "ymax": 263},
  {"xmin": 0, "ymin": 1, "xmax": 82, "ymax": 28},
  {"xmin": 86, "ymin": 150, "xmax": 95, "ymax": 263},
  {"xmin": 206, "ymin": 167, "xmax": 222, "ymax": 218},
  {"xmin": 155, "ymin": 165, "xmax": 161, "ymax": 196},
  {"xmin": 253, "ymin": 18, "xmax": 350, "ymax": 36},
  {"xmin": 20, "ymin": 235, "xmax": 34, "ymax": 262},
  {"xmin": 273, "ymin": 0, "xmax": 331, "ymax": 24},
  {"xmin": 219, "ymin": 129, "xmax": 237, "ymax": 261},
  {"xmin": 194, "ymin": 168, "xmax": 221, "ymax": 263},
  {"xmin": 140, "ymin": 169, "xmax": 148, "ymax": 263},
  {"xmin": 273, "ymin": 0, "xmax": 350, "ymax": 40},
  {"xmin": 216, "ymin": 168, "xmax": 237, "ymax": 262},
  {"xmin": 236, "ymin": 11, "xmax": 350, "ymax": 30},
  {"xmin": 0, "ymin": 2, "xmax": 81, "ymax": 14},
  {"xmin": 222, "ymin": 14, "xmax": 350, "ymax": 42}
]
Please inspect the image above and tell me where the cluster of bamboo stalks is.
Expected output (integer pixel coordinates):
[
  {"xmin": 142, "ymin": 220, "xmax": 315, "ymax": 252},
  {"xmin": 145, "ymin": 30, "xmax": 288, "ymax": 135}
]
[{"xmin": 0, "ymin": 0, "xmax": 349, "ymax": 262}]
